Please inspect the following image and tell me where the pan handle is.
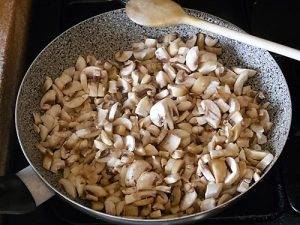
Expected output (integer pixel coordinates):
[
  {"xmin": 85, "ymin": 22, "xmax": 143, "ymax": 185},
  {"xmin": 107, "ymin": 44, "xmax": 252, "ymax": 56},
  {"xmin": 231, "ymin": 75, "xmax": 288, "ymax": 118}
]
[{"xmin": 0, "ymin": 166, "xmax": 54, "ymax": 214}]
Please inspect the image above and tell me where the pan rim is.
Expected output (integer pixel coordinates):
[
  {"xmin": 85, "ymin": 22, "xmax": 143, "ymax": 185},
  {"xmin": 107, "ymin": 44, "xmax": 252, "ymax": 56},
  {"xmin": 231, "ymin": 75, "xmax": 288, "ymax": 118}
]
[{"xmin": 15, "ymin": 8, "xmax": 292, "ymax": 223}]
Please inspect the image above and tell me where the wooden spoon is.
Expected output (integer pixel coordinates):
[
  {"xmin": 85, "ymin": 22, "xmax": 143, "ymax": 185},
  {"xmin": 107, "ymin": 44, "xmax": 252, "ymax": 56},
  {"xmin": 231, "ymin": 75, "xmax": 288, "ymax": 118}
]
[{"xmin": 126, "ymin": 0, "xmax": 300, "ymax": 61}]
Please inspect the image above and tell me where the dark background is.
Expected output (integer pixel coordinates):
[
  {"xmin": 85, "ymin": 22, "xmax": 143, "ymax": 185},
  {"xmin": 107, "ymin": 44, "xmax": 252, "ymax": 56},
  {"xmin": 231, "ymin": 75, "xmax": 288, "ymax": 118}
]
[{"xmin": 4, "ymin": 0, "xmax": 300, "ymax": 224}]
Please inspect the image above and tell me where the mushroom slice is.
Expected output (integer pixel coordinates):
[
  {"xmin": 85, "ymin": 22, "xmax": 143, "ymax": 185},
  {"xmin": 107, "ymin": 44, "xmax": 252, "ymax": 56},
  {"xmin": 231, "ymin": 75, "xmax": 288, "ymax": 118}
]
[
  {"xmin": 63, "ymin": 81, "xmax": 82, "ymax": 96},
  {"xmin": 201, "ymin": 100, "xmax": 221, "ymax": 129},
  {"xmin": 191, "ymin": 76, "xmax": 218, "ymax": 94},
  {"xmin": 145, "ymin": 38, "xmax": 157, "ymax": 47},
  {"xmin": 125, "ymin": 135, "xmax": 135, "ymax": 152},
  {"xmin": 185, "ymin": 46, "xmax": 199, "ymax": 71},
  {"xmin": 165, "ymin": 158, "xmax": 184, "ymax": 175},
  {"xmin": 234, "ymin": 71, "xmax": 249, "ymax": 96},
  {"xmin": 125, "ymin": 190, "xmax": 157, "ymax": 205},
  {"xmin": 244, "ymin": 148, "xmax": 268, "ymax": 161},
  {"xmin": 201, "ymin": 198, "xmax": 216, "ymax": 211},
  {"xmin": 96, "ymin": 107, "xmax": 108, "ymax": 127},
  {"xmin": 199, "ymin": 51, "xmax": 217, "ymax": 62},
  {"xmin": 108, "ymin": 102, "xmax": 120, "ymax": 121},
  {"xmin": 64, "ymin": 94, "xmax": 88, "ymax": 108},
  {"xmin": 136, "ymin": 172, "xmax": 159, "ymax": 190},
  {"xmin": 229, "ymin": 98, "xmax": 241, "ymax": 113},
  {"xmin": 118, "ymin": 78, "xmax": 131, "ymax": 93},
  {"xmin": 165, "ymin": 173, "xmax": 181, "ymax": 184},
  {"xmin": 232, "ymin": 67, "xmax": 257, "ymax": 77},
  {"xmin": 155, "ymin": 70, "xmax": 171, "ymax": 88},
  {"xmin": 113, "ymin": 117, "xmax": 132, "ymax": 130},
  {"xmin": 168, "ymin": 41, "xmax": 179, "ymax": 57},
  {"xmin": 229, "ymin": 111, "xmax": 243, "ymax": 125},
  {"xmin": 198, "ymin": 61, "xmax": 218, "ymax": 74},
  {"xmin": 163, "ymin": 63, "xmax": 177, "ymax": 81},
  {"xmin": 100, "ymin": 130, "xmax": 113, "ymax": 146},
  {"xmin": 85, "ymin": 185, "xmax": 108, "ymax": 197},
  {"xmin": 202, "ymin": 80, "xmax": 220, "ymax": 99},
  {"xmin": 55, "ymin": 73, "xmax": 72, "ymax": 90},
  {"xmin": 59, "ymin": 178, "xmax": 77, "ymax": 199},
  {"xmin": 120, "ymin": 61, "xmax": 136, "ymax": 77},
  {"xmin": 197, "ymin": 33, "xmax": 205, "ymax": 49},
  {"xmin": 135, "ymin": 96, "xmax": 152, "ymax": 117},
  {"xmin": 108, "ymin": 80, "xmax": 118, "ymax": 94},
  {"xmin": 40, "ymin": 90, "xmax": 56, "ymax": 110},
  {"xmin": 256, "ymin": 153, "xmax": 273, "ymax": 171},
  {"xmin": 197, "ymin": 159, "xmax": 215, "ymax": 182},
  {"xmin": 149, "ymin": 98, "xmax": 178, "ymax": 129},
  {"xmin": 214, "ymin": 98, "xmax": 230, "ymax": 113},
  {"xmin": 217, "ymin": 193, "xmax": 232, "ymax": 206},
  {"xmin": 155, "ymin": 89, "xmax": 170, "ymax": 100},
  {"xmin": 186, "ymin": 35, "xmax": 197, "ymax": 48},
  {"xmin": 158, "ymin": 133, "xmax": 181, "ymax": 153},
  {"xmin": 224, "ymin": 157, "xmax": 240, "ymax": 186},
  {"xmin": 205, "ymin": 36, "xmax": 218, "ymax": 47},
  {"xmin": 205, "ymin": 182, "xmax": 222, "ymax": 198},
  {"xmin": 155, "ymin": 47, "xmax": 171, "ymax": 62},
  {"xmin": 168, "ymin": 84, "xmax": 188, "ymax": 97},
  {"xmin": 43, "ymin": 76, "xmax": 53, "ymax": 92},
  {"xmin": 180, "ymin": 188, "xmax": 197, "ymax": 211},
  {"xmin": 125, "ymin": 160, "xmax": 152, "ymax": 186},
  {"xmin": 209, "ymin": 158, "xmax": 227, "ymax": 183},
  {"xmin": 237, "ymin": 179, "xmax": 251, "ymax": 193},
  {"xmin": 115, "ymin": 50, "xmax": 133, "ymax": 62}
]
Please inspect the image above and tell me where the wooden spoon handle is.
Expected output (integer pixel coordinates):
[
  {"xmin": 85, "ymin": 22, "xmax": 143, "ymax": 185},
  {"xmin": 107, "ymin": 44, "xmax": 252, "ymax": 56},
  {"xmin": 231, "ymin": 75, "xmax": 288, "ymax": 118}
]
[{"xmin": 182, "ymin": 15, "xmax": 300, "ymax": 61}]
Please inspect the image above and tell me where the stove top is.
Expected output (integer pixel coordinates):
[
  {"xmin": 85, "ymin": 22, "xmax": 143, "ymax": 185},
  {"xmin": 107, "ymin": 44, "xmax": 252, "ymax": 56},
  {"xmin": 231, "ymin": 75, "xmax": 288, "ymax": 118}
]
[{"xmin": 3, "ymin": 0, "xmax": 300, "ymax": 224}]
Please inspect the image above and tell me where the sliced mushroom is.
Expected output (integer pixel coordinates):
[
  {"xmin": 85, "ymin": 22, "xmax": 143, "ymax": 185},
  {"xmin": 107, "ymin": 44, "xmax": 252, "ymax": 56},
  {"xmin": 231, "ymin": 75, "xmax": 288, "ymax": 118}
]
[
  {"xmin": 197, "ymin": 159, "xmax": 215, "ymax": 182},
  {"xmin": 158, "ymin": 133, "xmax": 181, "ymax": 153},
  {"xmin": 205, "ymin": 36, "xmax": 218, "ymax": 47},
  {"xmin": 191, "ymin": 76, "xmax": 218, "ymax": 94},
  {"xmin": 201, "ymin": 198, "xmax": 216, "ymax": 211},
  {"xmin": 149, "ymin": 98, "xmax": 178, "ymax": 129},
  {"xmin": 59, "ymin": 178, "xmax": 77, "ymax": 199},
  {"xmin": 234, "ymin": 71, "xmax": 249, "ymax": 96},
  {"xmin": 168, "ymin": 84, "xmax": 188, "ymax": 97},
  {"xmin": 224, "ymin": 157, "xmax": 240, "ymax": 186},
  {"xmin": 155, "ymin": 47, "xmax": 171, "ymax": 62},
  {"xmin": 209, "ymin": 158, "xmax": 227, "ymax": 183},
  {"xmin": 180, "ymin": 188, "xmax": 197, "ymax": 211},
  {"xmin": 155, "ymin": 70, "xmax": 171, "ymax": 88},
  {"xmin": 113, "ymin": 117, "xmax": 133, "ymax": 130},
  {"xmin": 135, "ymin": 96, "xmax": 152, "ymax": 117},
  {"xmin": 125, "ymin": 135, "xmax": 135, "ymax": 152},
  {"xmin": 43, "ymin": 76, "xmax": 53, "ymax": 92},
  {"xmin": 256, "ymin": 153, "xmax": 273, "ymax": 171},
  {"xmin": 125, "ymin": 160, "xmax": 152, "ymax": 186},
  {"xmin": 201, "ymin": 99, "xmax": 221, "ymax": 129},
  {"xmin": 205, "ymin": 182, "xmax": 222, "ymax": 199},
  {"xmin": 120, "ymin": 61, "xmax": 136, "ymax": 77},
  {"xmin": 136, "ymin": 171, "xmax": 158, "ymax": 190},
  {"xmin": 40, "ymin": 90, "xmax": 56, "ymax": 110},
  {"xmin": 186, "ymin": 46, "xmax": 199, "ymax": 71},
  {"xmin": 115, "ymin": 50, "xmax": 133, "ymax": 62}
]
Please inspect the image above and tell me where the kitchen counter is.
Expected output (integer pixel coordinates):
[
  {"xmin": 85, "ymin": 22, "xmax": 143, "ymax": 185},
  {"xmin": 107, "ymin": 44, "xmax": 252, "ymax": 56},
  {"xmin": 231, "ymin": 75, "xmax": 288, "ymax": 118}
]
[{"xmin": 0, "ymin": 0, "xmax": 31, "ymax": 175}]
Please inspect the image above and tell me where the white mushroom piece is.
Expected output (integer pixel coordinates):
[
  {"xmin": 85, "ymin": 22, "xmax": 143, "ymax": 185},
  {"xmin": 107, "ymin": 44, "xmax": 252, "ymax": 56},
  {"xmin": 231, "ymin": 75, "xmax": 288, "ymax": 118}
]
[
  {"xmin": 115, "ymin": 50, "xmax": 133, "ymax": 62},
  {"xmin": 135, "ymin": 96, "xmax": 152, "ymax": 117},
  {"xmin": 200, "ymin": 99, "xmax": 221, "ymax": 129},
  {"xmin": 125, "ymin": 160, "xmax": 152, "ymax": 186},
  {"xmin": 149, "ymin": 98, "xmax": 178, "ymax": 129},
  {"xmin": 185, "ymin": 46, "xmax": 199, "ymax": 71},
  {"xmin": 180, "ymin": 187, "xmax": 197, "ymax": 211},
  {"xmin": 224, "ymin": 157, "xmax": 240, "ymax": 186}
]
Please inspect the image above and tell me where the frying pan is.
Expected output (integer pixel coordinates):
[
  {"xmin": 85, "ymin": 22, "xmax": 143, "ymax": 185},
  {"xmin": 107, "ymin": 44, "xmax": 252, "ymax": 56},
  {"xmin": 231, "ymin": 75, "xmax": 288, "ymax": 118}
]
[{"xmin": 0, "ymin": 9, "xmax": 291, "ymax": 224}]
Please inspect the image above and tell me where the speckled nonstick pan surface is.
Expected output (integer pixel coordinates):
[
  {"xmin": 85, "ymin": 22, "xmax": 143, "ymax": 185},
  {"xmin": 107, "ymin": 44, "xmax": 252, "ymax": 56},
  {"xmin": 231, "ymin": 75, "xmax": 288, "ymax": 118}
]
[{"xmin": 15, "ymin": 8, "xmax": 291, "ymax": 224}]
